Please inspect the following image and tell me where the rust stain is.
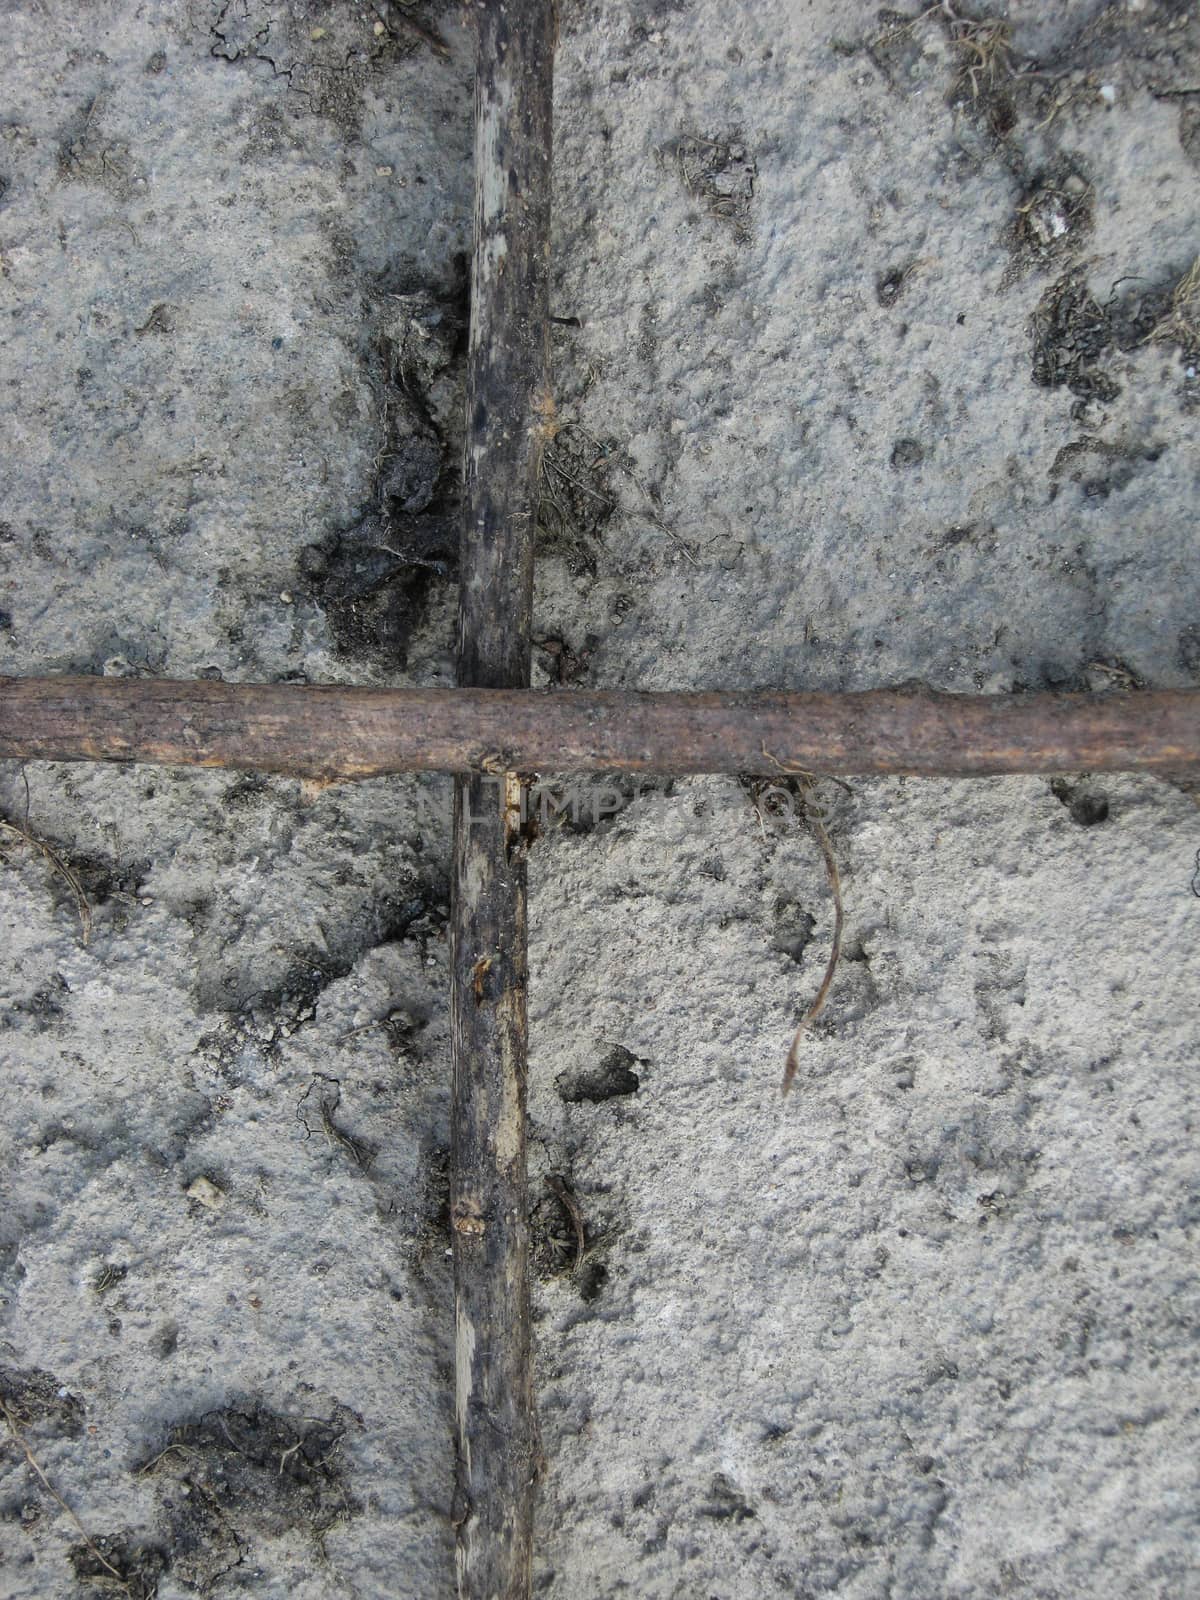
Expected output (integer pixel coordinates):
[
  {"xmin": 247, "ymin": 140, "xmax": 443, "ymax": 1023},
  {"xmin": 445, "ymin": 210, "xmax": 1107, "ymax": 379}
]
[
  {"xmin": 299, "ymin": 776, "xmax": 347, "ymax": 802},
  {"xmin": 531, "ymin": 384, "xmax": 558, "ymax": 447},
  {"xmin": 471, "ymin": 956, "xmax": 493, "ymax": 1006},
  {"xmin": 452, "ymin": 1200, "xmax": 487, "ymax": 1238}
]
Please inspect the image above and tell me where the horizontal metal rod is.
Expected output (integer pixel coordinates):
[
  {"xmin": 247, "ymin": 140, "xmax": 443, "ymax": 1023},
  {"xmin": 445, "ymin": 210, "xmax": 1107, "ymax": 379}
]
[{"xmin": 0, "ymin": 676, "xmax": 1196, "ymax": 780}]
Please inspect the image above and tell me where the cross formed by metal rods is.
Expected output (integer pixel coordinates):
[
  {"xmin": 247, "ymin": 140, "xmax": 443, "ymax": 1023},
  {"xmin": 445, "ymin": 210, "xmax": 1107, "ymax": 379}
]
[{"xmin": 1, "ymin": 6, "xmax": 1198, "ymax": 1597}]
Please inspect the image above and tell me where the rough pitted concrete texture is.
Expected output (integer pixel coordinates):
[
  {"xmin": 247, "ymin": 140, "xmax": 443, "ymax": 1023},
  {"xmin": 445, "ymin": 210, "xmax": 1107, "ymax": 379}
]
[{"xmin": 1, "ymin": 2, "xmax": 1198, "ymax": 1597}]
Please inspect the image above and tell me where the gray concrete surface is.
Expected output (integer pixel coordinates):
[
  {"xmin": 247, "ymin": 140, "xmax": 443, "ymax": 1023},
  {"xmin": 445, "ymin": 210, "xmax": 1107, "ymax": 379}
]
[{"xmin": 1, "ymin": 2, "xmax": 1197, "ymax": 1596}]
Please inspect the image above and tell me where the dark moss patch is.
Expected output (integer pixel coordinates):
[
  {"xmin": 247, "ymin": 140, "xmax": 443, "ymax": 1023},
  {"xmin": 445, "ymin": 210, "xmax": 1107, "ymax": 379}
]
[
  {"xmin": 1030, "ymin": 272, "xmax": 1117, "ymax": 400},
  {"xmin": 1050, "ymin": 778, "xmax": 1110, "ymax": 827},
  {"xmin": 1109, "ymin": 273, "xmax": 1181, "ymax": 353},
  {"xmin": 772, "ymin": 902, "xmax": 817, "ymax": 965},
  {"xmin": 306, "ymin": 290, "xmax": 466, "ymax": 666},
  {"xmin": 69, "ymin": 1531, "xmax": 168, "ymax": 1599},
  {"xmin": 139, "ymin": 1402, "xmax": 359, "ymax": 1589},
  {"xmin": 1009, "ymin": 162, "xmax": 1094, "ymax": 273},
  {"xmin": 70, "ymin": 852, "xmax": 151, "ymax": 909},
  {"xmin": 0, "ymin": 974, "xmax": 69, "ymax": 1034},
  {"xmin": 864, "ymin": 9, "xmax": 930, "ymax": 92},
  {"xmin": 56, "ymin": 97, "xmax": 143, "ymax": 201},
  {"xmin": 93, "ymin": 1262, "xmax": 128, "ymax": 1295},
  {"xmin": 1035, "ymin": 0, "xmax": 1200, "ymax": 98},
  {"xmin": 534, "ymin": 633, "xmax": 596, "ymax": 686},
  {"xmin": 1048, "ymin": 436, "xmax": 1165, "ymax": 501},
  {"xmin": 531, "ymin": 1195, "xmax": 574, "ymax": 1281},
  {"xmin": 151, "ymin": 1322, "xmax": 179, "ymax": 1360},
  {"xmin": 943, "ymin": 12, "xmax": 1020, "ymax": 139},
  {"xmin": 536, "ymin": 426, "xmax": 618, "ymax": 576},
  {"xmin": 557, "ymin": 1045, "xmax": 643, "ymax": 1104},
  {"xmin": 308, "ymin": 508, "xmax": 456, "ymax": 667},
  {"xmin": 1032, "ymin": 258, "xmax": 1200, "ymax": 413},
  {"xmin": 531, "ymin": 1175, "xmax": 617, "ymax": 1301},
  {"xmin": 666, "ymin": 132, "xmax": 757, "ymax": 240},
  {"xmin": 0, "ymin": 1365, "xmax": 84, "ymax": 1435},
  {"xmin": 698, "ymin": 1473, "xmax": 756, "ymax": 1523},
  {"xmin": 890, "ymin": 437, "xmax": 925, "ymax": 469},
  {"xmin": 876, "ymin": 263, "xmax": 915, "ymax": 308},
  {"xmin": 578, "ymin": 1258, "xmax": 608, "ymax": 1302}
]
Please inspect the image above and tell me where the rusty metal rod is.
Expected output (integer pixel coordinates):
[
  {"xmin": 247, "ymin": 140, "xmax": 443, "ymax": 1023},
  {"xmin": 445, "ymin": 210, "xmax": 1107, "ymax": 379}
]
[
  {"xmin": 0, "ymin": 677, "xmax": 1197, "ymax": 779},
  {"xmin": 449, "ymin": 3, "xmax": 555, "ymax": 1597}
]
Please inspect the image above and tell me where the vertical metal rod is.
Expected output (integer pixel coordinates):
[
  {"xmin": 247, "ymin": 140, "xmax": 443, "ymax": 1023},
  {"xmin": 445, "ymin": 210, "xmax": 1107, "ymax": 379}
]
[{"xmin": 449, "ymin": 3, "xmax": 555, "ymax": 1596}]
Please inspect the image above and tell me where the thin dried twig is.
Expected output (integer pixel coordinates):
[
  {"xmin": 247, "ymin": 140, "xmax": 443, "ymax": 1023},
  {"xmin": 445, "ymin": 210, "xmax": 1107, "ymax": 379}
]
[
  {"xmin": 948, "ymin": 14, "xmax": 1013, "ymax": 101},
  {"xmin": 782, "ymin": 803, "xmax": 844, "ymax": 1096},
  {"xmin": 540, "ymin": 418, "xmax": 700, "ymax": 569},
  {"xmin": 0, "ymin": 817, "xmax": 92, "ymax": 944},
  {"xmin": 1, "ymin": 1399, "xmax": 129, "ymax": 1591},
  {"xmin": 297, "ymin": 1075, "xmax": 373, "ymax": 1170},
  {"xmin": 378, "ymin": 2, "xmax": 450, "ymax": 58},
  {"xmin": 758, "ymin": 748, "xmax": 847, "ymax": 1094},
  {"xmin": 545, "ymin": 1175, "xmax": 586, "ymax": 1272},
  {"xmin": 136, "ymin": 1442, "xmax": 193, "ymax": 1476},
  {"xmin": 1144, "ymin": 257, "xmax": 1200, "ymax": 353}
]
